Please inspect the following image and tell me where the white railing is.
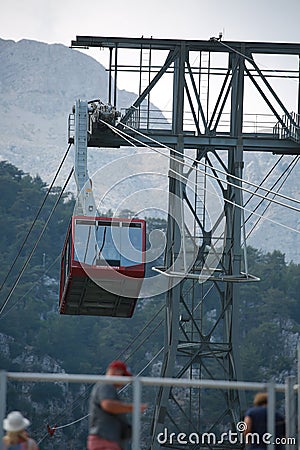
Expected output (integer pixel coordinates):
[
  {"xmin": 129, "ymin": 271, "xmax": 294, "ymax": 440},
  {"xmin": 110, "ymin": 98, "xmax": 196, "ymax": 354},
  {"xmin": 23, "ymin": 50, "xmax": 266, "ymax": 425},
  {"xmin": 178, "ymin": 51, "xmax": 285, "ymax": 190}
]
[
  {"xmin": 273, "ymin": 112, "xmax": 300, "ymax": 143},
  {"xmin": 0, "ymin": 371, "xmax": 298, "ymax": 450},
  {"xmin": 122, "ymin": 108, "xmax": 281, "ymax": 134}
]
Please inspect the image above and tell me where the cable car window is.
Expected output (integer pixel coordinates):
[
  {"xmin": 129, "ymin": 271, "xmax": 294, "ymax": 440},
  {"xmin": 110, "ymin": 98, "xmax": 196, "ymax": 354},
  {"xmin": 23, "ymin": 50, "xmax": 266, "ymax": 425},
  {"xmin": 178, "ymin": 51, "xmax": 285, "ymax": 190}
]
[
  {"xmin": 95, "ymin": 223, "xmax": 121, "ymax": 266},
  {"xmin": 76, "ymin": 219, "xmax": 96, "ymax": 225},
  {"xmin": 98, "ymin": 220, "xmax": 120, "ymax": 227},
  {"xmin": 121, "ymin": 222, "xmax": 141, "ymax": 228},
  {"xmin": 73, "ymin": 219, "xmax": 143, "ymax": 267},
  {"xmin": 65, "ymin": 231, "xmax": 72, "ymax": 278},
  {"xmin": 74, "ymin": 221, "xmax": 97, "ymax": 264},
  {"xmin": 61, "ymin": 228, "xmax": 72, "ymax": 293},
  {"xmin": 120, "ymin": 223, "xmax": 143, "ymax": 266}
]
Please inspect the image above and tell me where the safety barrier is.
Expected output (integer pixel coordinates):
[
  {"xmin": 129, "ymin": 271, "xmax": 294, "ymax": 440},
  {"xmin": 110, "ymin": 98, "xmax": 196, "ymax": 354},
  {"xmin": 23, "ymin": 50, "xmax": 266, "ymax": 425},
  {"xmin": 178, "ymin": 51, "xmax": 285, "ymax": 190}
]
[{"xmin": 0, "ymin": 370, "xmax": 298, "ymax": 450}]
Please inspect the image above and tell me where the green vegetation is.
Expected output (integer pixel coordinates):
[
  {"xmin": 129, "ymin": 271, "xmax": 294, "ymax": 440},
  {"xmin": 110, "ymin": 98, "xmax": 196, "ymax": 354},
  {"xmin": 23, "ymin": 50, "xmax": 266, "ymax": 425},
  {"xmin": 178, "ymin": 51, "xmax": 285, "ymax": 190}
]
[
  {"xmin": 239, "ymin": 247, "xmax": 300, "ymax": 381},
  {"xmin": 0, "ymin": 161, "xmax": 299, "ymax": 448}
]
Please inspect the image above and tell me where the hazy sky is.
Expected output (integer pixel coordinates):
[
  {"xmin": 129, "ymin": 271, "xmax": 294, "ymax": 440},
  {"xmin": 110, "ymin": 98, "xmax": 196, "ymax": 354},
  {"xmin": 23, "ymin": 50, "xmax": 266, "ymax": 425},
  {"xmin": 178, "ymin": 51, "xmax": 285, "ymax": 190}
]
[
  {"xmin": 1, "ymin": 0, "xmax": 300, "ymax": 112},
  {"xmin": 1, "ymin": 0, "xmax": 300, "ymax": 46}
]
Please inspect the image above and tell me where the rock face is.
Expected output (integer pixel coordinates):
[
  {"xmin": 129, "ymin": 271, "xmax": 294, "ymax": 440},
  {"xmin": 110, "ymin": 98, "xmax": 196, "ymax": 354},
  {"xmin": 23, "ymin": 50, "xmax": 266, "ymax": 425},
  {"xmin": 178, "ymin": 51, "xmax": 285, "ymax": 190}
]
[
  {"xmin": 0, "ymin": 37, "xmax": 169, "ymax": 213},
  {"xmin": 0, "ymin": 37, "xmax": 124, "ymax": 182},
  {"xmin": 0, "ymin": 332, "xmax": 88, "ymax": 449},
  {"xmin": 0, "ymin": 37, "xmax": 299, "ymax": 262},
  {"xmin": 0, "ymin": 332, "xmax": 64, "ymax": 373}
]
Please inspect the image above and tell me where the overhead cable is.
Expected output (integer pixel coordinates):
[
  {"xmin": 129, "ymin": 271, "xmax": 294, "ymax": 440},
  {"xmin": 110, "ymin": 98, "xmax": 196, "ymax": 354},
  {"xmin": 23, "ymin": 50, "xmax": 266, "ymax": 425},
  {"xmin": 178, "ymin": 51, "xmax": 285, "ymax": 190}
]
[
  {"xmin": 0, "ymin": 143, "xmax": 72, "ymax": 295},
  {"xmin": 243, "ymin": 155, "xmax": 284, "ymax": 208},
  {"xmin": 245, "ymin": 155, "xmax": 299, "ymax": 222},
  {"xmin": 211, "ymin": 38, "xmax": 300, "ymax": 83},
  {"xmin": 0, "ymin": 254, "xmax": 61, "ymax": 320},
  {"xmin": 0, "ymin": 167, "xmax": 74, "ymax": 316},
  {"xmin": 246, "ymin": 155, "xmax": 300, "ymax": 238},
  {"xmin": 38, "ymin": 303, "xmax": 165, "ymax": 443},
  {"xmin": 102, "ymin": 121, "xmax": 300, "ymax": 232},
  {"xmin": 121, "ymin": 122, "xmax": 300, "ymax": 209}
]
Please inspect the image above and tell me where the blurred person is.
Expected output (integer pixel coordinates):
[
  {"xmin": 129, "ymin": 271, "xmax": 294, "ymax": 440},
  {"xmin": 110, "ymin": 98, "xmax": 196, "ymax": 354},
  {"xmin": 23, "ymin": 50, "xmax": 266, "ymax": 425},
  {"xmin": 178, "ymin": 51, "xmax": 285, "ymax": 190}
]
[
  {"xmin": 243, "ymin": 392, "xmax": 285, "ymax": 450},
  {"xmin": 87, "ymin": 360, "xmax": 147, "ymax": 450},
  {"xmin": 3, "ymin": 411, "xmax": 39, "ymax": 450}
]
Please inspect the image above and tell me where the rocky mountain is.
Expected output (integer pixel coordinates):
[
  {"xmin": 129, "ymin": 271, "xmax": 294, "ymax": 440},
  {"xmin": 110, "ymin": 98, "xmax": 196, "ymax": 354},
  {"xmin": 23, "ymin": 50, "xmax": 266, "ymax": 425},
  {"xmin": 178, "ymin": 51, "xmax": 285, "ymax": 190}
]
[
  {"xmin": 0, "ymin": 37, "xmax": 169, "ymax": 219},
  {"xmin": 0, "ymin": 38, "xmax": 299, "ymax": 262}
]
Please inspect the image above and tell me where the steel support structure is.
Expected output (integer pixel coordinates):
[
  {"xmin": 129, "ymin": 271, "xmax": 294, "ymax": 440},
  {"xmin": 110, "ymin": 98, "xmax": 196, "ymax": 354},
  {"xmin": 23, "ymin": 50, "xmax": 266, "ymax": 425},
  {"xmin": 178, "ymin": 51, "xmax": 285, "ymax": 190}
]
[
  {"xmin": 71, "ymin": 36, "xmax": 300, "ymax": 449},
  {"xmin": 73, "ymin": 99, "xmax": 97, "ymax": 216}
]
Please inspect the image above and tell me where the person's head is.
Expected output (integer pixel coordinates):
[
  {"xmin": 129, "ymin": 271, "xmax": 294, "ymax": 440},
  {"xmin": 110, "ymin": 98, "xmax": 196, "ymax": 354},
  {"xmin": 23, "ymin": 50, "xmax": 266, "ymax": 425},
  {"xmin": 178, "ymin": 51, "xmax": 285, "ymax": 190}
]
[
  {"xmin": 106, "ymin": 360, "xmax": 132, "ymax": 387},
  {"xmin": 3, "ymin": 411, "xmax": 30, "ymax": 433},
  {"xmin": 106, "ymin": 360, "xmax": 132, "ymax": 377},
  {"xmin": 3, "ymin": 411, "xmax": 30, "ymax": 444},
  {"xmin": 253, "ymin": 392, "xmax": 268, "ymax": 406}
]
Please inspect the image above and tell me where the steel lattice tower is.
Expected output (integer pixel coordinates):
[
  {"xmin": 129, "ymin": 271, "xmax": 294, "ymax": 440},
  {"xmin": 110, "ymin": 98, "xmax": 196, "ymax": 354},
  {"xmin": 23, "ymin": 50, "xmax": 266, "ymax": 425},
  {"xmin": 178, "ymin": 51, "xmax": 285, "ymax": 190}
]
[{"xmin": 71, "ymin": 36, "xmax": 300, "ymax": 449}]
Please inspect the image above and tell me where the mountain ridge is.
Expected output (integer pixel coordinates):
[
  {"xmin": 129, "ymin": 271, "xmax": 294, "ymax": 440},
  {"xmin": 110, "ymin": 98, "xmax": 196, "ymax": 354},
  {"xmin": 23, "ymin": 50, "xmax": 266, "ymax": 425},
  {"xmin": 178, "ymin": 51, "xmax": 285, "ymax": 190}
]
[{"xmin": 1, "ymin": 37, "xmax": 299, "ymax": 262}]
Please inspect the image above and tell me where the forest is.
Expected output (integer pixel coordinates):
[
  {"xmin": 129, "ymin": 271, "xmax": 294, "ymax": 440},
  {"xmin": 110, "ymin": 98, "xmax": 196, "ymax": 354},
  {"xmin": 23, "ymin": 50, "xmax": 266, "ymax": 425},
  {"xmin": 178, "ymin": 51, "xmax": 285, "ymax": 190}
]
[{"xmin": 0, "ymin": 160, "xmax": 299, "ymax": 449}]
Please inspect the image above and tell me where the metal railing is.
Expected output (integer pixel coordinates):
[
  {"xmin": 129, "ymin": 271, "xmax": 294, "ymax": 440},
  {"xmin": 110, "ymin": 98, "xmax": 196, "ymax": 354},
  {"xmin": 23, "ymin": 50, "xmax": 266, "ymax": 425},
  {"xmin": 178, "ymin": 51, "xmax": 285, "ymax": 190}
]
[
  {"xmin": 122, "ymin": 108, "xmax": 281, "ymax": 136},
  {"xmin": 273, "ymin": 112, "xmax": 300, "ymax": 143},
  {"xmin": 0, "ymin": 371, "xmax": 298, "ymax": 450}
]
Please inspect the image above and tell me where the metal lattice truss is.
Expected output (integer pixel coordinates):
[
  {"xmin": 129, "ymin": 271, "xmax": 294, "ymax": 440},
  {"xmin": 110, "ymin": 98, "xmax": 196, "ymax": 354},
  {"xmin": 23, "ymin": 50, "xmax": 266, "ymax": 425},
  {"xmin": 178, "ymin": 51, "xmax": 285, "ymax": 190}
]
[{"xmin": 71, "ymin": 36, "xmax": 300, "ymax": 449}]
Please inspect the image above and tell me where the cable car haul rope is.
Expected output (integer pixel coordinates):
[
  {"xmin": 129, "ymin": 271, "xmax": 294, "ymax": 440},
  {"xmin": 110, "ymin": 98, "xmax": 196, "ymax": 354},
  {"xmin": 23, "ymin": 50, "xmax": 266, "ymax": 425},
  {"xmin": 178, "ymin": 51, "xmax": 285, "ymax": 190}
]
[{"xmin": 1, "ymin": 77, "xmax": 300, "ymax": 445}]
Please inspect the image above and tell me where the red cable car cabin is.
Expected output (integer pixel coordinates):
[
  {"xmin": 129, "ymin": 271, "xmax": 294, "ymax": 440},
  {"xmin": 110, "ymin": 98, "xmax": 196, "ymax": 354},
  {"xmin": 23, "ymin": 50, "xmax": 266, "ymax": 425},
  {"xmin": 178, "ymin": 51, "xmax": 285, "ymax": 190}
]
[{"xmin": 59, "ymin": 216, "xmax": 146, "ymax": 317}]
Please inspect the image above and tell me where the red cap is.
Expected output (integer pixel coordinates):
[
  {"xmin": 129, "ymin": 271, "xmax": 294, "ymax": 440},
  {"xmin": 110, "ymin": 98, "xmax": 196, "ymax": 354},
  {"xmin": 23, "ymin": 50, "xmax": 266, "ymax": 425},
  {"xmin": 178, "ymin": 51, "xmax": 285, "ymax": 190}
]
[{"xmin": 108, "ymin": 360, "xmax": 132, "ymax": 376}]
